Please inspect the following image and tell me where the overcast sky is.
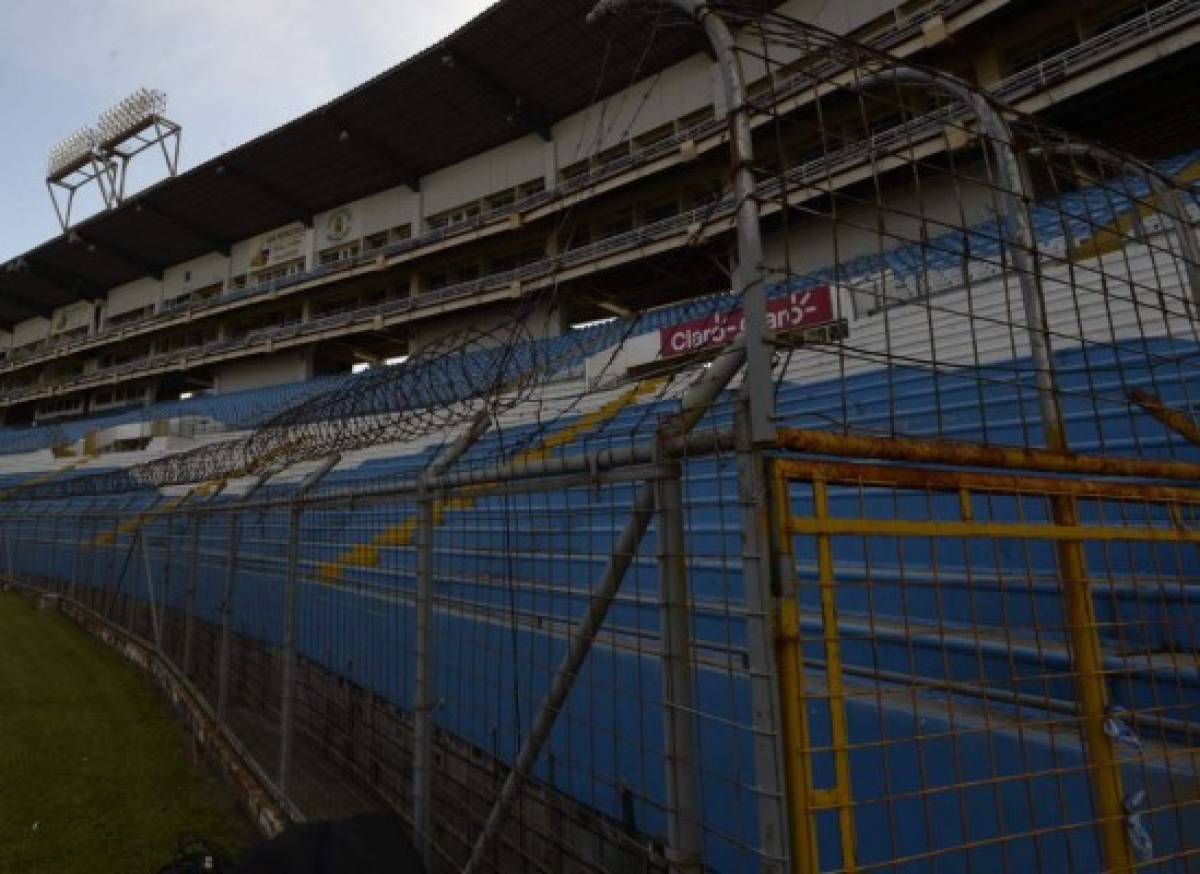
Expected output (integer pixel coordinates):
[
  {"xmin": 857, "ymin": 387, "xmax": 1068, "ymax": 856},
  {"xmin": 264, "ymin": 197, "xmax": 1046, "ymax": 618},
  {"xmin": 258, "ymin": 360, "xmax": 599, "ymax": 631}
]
[{"xmin": 0, "ymin": 0, "xmax": 494, "ymax": 262}]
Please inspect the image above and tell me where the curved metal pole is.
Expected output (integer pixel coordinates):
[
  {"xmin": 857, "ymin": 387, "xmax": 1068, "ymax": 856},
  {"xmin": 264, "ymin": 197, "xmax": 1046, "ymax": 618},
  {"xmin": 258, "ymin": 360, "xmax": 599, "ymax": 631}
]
[
  {"xmin": 862, "ymin": 66, "xmax": 1068, "ymax": 453},
  {"xmin": 1030, "ymin": 141, "xmax": 1200, "ymax": 316},
  {"xmin": 589, "ymin": 0, "xmax": 775, "ymax": 443},
  {"xmin": 862, "ymin": 67, "xmax": 1136, "ymax": 874}
]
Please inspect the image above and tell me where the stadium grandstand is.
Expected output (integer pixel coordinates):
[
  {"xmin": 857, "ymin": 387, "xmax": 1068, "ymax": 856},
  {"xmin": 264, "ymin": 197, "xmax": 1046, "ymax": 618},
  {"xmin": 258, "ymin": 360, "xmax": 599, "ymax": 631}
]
[{"xmin": 2, "ymin": 0, "xmax": 1199, "ymax": 871}]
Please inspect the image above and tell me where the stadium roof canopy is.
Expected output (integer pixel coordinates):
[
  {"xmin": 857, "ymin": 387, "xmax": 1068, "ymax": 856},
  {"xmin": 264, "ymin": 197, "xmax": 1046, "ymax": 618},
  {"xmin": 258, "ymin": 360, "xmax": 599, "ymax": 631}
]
[{"xmin": 0, "ymin": 0, "xmax": 777, "ymax": 327}]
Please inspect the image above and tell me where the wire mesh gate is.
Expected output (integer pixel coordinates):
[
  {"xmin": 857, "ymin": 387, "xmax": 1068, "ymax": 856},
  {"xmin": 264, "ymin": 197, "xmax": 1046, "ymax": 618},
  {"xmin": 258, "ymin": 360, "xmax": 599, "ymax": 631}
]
[{"xmin": 769, "ymin": 454, "xmax": 1200, "ymax": 873}]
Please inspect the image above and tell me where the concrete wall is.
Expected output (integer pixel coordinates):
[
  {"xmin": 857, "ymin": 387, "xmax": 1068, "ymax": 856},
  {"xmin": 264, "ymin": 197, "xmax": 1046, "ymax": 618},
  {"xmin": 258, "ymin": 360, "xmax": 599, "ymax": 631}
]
[
  {"xmin": 106, "ymin": 277, "xmax": 162, "ymax": 319},
  {"xmin": 553, "ymin": 53, "xmax": 716, "ymax": 160},
  {"xmin": 762, "ymin": 161, "xmax": 996, "ymax": 274},
  {"xmin": 12, "ymin": 317, "xmax": 50, "ymax": 348},
  {"xmin": 313, "ymin": 185, "xmax": 421, "ymax": 251},
  {"xmin": 776, "ymin": 0, "xmax": 899, "ymax": 34},
  {"xmin": 409, "ymin": 297, "xmax": 565, "ymax": 353},
  {"xmin": 163, "ymin": 252, "xmax": 230, "ymax": 301},
  {"xmin": 422, "ymin": 134, "xmax": 549, "ymax": 217},
  {"xmin": 229, "ymin": 222, "xmax": 311, "ymax": 277},
  {"xmin": 214, "ymin": 350, "xmax": 312, "ymax": 393},
  {"xmin": 51, "ymin": 300, "xmax": 96, "ymax": 336}
]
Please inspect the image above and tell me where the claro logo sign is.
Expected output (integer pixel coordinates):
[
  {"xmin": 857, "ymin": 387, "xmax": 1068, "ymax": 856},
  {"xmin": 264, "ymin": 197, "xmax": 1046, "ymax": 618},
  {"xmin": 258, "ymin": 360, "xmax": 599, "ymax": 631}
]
[{"xmin": 659, "ymin": 286, "xmax": 834, "ymax": 358}]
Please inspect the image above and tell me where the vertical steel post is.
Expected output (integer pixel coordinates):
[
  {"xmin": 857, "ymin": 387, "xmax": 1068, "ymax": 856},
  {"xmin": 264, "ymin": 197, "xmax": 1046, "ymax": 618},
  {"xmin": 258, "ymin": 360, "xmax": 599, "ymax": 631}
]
[
  {"xmin": 811, "ymin": 478, "xmax": 856, "ymax": 869},
  {"xmin": 183, "ymin": 512, "xmax": 200, "ymax": 678},
  {"xmin": 70, "ymin": 517, "xmax": 83, "ymax": 603},
  {"xmin": 49, "ymin": 514, "xmax": 63, "ymax": 592},
  {"xmin": 141, "ymin": 528, "xmax": 162, "ymax": 651},
  {"xmin": 1053, "ymin": 493, "xmax": 1136, "ymax": 872},
  {"xmin": 2, "ymin": 522, "xmax": 14, "ymax": 580},
  {"xmin": 736, "ymin": 403, "xmax": 792, "ymax": 874},
  {"xmin": 463, "ymin": 353, "xmax": 745, "ymax": 874},
  {"xmin": 217, "ymin": 509, "xmax": 240, "ymax": 727},
  {"xmin": 769, "ymin": 464, "xmax": 818, "ymax": 874},
  {"xmin": 125, "ymin": 523, "xmax": 137, "ymax": 634},
  {"xmin": 161, "ymin": 514, "xmax": 175, "ymax": 656},
  {"xmin": 862, "ymin": 67, "xmax": 1067, "ymax": 452},
  {"xmin": 412, "ymin": 487, "xmax": 437, "ymax": 870},
  {"xmin": 865, "ymin": 68, "xmax": 1134, "ymax": 870},
  {"xmin": 278, "ymin": 503, "xmax": 302, "ymax": 796},
  {"xmin": 588, "ymin": 0, "xmax": 775, "ymax": 443},
  {"xmin": 655, "ymin": 457, "xmax": 703, "ymax": 872}
]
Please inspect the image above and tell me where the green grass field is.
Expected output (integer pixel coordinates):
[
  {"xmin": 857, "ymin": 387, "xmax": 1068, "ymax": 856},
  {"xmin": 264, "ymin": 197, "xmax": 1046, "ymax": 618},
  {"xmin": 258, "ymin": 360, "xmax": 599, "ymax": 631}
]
[{"xmin": 0, "ymin": 591, "xmax": 253, "ymax": 873}]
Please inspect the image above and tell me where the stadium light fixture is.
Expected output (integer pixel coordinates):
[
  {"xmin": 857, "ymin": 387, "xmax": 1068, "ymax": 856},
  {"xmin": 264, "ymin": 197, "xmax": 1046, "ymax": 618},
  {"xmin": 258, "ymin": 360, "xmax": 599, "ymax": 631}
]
[
  {"xmin": 95, "ymin": 87, "xmax": 168, "ymax": 146},
  {"xmin": 47, "ymin": 128, "xmax": 99, "ymax": 179},
  {"xmin": 44, "ymin": 87, "xmax": 180, "ymax": 231}
]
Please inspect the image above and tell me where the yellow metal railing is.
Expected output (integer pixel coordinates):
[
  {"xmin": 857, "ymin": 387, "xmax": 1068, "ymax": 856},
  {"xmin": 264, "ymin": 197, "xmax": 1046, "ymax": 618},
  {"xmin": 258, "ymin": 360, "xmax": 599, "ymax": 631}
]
[{"xmin": 769, "ymin": 455, "xmax": 1200, "ymax": 872}]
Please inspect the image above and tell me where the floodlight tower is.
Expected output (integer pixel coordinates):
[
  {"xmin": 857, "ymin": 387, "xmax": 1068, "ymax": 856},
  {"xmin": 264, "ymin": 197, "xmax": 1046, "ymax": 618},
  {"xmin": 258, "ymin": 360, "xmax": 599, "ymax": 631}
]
[
  {"xmin": 45, "ymin": 127, "xmax": 113, "ymax": 232},
  {"xmin": 44, "ymin": 88, "xmax": 182, "ymax": 232},
  {"xmin": 94, "ymin": 88, "xmax": 181, "ymax": 204}
]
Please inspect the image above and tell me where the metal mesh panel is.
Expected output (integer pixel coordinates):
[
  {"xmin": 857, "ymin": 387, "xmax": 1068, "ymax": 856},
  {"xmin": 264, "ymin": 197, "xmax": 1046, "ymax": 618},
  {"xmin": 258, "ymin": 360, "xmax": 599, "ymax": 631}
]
[
  {"xmin": 772, "ymin": 459, "xmax": 1200, "ymax": 872},
  {"xmin": 1, "ymin": 4, "xmax": 1198, "ymax": 873}
]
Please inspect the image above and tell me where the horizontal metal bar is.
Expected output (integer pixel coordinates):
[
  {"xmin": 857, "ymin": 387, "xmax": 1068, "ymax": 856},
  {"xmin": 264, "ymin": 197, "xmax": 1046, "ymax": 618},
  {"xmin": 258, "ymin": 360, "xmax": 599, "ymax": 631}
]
[
  {"xmin": 773, "ymin": 458, "xmax": 1200, "ymax": 504},
  {"xmin": 776, "ymin": 428, "xmax": 1200, "ymax": 482},
  {"xmin": 786, "ymin": 516, "xmax": 1200, "ymax": 544}
]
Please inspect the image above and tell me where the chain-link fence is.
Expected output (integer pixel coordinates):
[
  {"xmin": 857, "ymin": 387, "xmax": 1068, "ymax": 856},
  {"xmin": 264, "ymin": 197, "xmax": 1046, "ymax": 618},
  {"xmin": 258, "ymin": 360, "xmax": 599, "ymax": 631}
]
[{"xmin": 2, "ymin": 3, "xmax": 1200, "ymax": 872}]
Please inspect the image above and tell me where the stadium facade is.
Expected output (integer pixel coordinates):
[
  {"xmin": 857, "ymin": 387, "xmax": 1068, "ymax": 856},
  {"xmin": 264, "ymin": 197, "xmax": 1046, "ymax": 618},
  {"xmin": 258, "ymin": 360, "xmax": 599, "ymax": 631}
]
[{"xmin": 0, "ymin": 0, "xmax": 1197, "ymax": 426}]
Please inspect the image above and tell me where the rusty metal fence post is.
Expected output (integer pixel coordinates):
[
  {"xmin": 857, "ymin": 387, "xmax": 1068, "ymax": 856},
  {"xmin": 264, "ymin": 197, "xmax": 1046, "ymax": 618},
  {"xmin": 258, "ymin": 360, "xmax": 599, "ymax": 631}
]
[
  {"xmin": 278, "ymin": 501, "xmax": 302, "ymax": 797},
  {"xmin": 412, "ymin": 486, "xmax": 437, "ymax": 870},
  {"xmin": 182, "ymin": 511, "xmax": 200, "ymax": 679},
  {"xmin": 1052, "ymin": 494, "xmax": 1137, "ymax": 872},
  {"xmin": 141, "ymin": 527, "xmax": 162, "ymax": 652},
  {"xmin": 736, "ymin": 401, "xmax": 791, "ymax": 874},
  {"xmin": 217, "ymin": 508, "xmax": 241, "ymax": 727},
  {"xmin": 655, "ymin": 455, "xmax": 703, "ymax": 872}
]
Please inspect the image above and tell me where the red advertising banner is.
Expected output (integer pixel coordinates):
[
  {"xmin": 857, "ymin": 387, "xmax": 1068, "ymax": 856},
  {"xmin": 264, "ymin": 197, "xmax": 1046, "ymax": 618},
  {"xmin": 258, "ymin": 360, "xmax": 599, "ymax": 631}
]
[{"xmin": 659, "ymin": 285, "xmax": 834, "ymax": 359}]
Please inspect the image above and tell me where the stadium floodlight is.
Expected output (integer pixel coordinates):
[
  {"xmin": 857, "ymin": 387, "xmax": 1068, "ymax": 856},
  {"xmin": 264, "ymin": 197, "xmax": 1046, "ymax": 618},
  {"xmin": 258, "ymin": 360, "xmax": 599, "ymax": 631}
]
[
  {"xmin": 46, "ymin": 128, "xmax": 99, "ymax": 179},
  {"xmin": 45, "ymin": 87, "xmax": 180, "ymax": 230},
  {"xmin": 95, "ymin": 88, "xmax": 169, "ymax": 146}
]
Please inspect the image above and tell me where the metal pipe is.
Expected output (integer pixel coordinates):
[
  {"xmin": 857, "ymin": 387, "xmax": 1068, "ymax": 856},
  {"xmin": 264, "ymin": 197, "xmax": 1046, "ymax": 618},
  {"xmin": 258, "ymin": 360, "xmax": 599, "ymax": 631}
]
[
  {"xmin": 1029, "ymin": 142, "xmax": 1200, "ymax": 314},
  {"xmin": 735, "ymin": 400, "xmax": 791, "ymax": 871},
  {"xmin": 462, "ymin": 483, "xmax": 657, "ymax": 874},
  {"xmin": 464, "ymin": 343, "xmax": 745, "ymax": 871},
  {"xmin": 861, "ymin": 66, "xmax": 1068, "ymax": 454},
  {"xmin": 216, "ymin": 511, "xmax": 240, "ymax": 727},
  {"xmin": 655, "ymin": 457, "xmax": 703, "ymax": 872},
  {"xmin": 413, "ymin": 408, "xmax": 493, "ymax": 870},
  {"xmin": 412, "ymin": 491, "xmax": 436, "ymax": 870},
  {"xmin": 589, "ymin": 0, "xmax": 775, "ymax": 444},
  {"xmin": 277, "ymin": 504, "xmax": 302, "ymax": 797},
  {"xmin": 160, "ymin": 427, "xmax": 735, "ymax": 519},
  {"xmin": 810, "ymin": 478, "xmax": 856, "ymax": 868},
  {"xmin": 141, "ymin": 529, "xmax": 162, "ymax": 651},
  {"xmin": 775, "ymin": 427, "xmax": 1200, "ymax": 482},
  {"xmin": 182, "ymin": 513, "xmax": 200, "ymax": 678},
  {"xmin": 1051, "ymin": 494, "xmax": 1135, "ymax": 872}
]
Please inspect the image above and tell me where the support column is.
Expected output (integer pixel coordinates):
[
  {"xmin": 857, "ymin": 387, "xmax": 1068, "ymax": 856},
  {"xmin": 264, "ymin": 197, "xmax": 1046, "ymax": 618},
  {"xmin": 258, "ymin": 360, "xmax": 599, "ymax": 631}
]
[
  {"xmin": 141, "ymin": 528, "xmax": 163, "ymax": 651},
  {"xmin": 412, "ymin": 488, "xmax": 436, "ymax": 870},
  {"xmin": 735, "ymin": 402, "xmax": 791, "ymax": 873},
  {"xmin": 278, "ymin": 504, "xmax": 302, "ymax": 795},
  {"xmin": 217, "ymin": 509, "xmax": 241, "ymax": 726},
  {"xmin": 655, "ymin": 457, "xmax": 702, "ymax": 873},
  {"xmin": 183, "ymin": 513, "xmax": 200, "ymax": 678}
]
